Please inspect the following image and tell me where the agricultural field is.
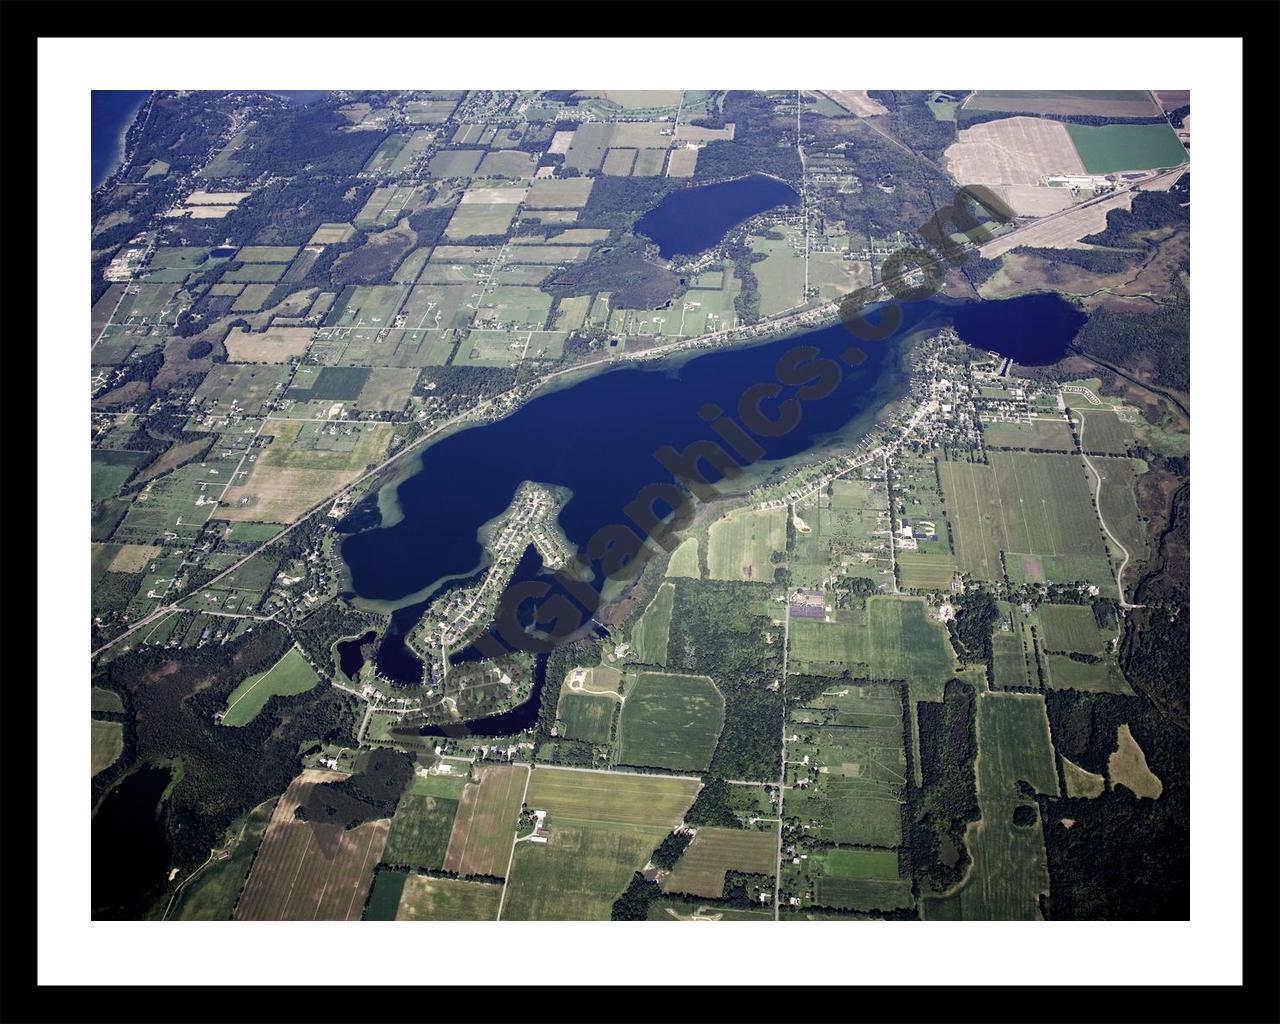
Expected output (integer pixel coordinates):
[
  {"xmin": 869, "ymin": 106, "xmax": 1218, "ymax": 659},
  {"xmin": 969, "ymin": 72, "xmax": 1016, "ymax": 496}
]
[
  {"xmin": 629, "ymin": 582, "xmax": 674, "ymax": 665},
  {"xmin": 665, "ymin": 537, "xmax": 702, "ymax": 579},
  {"xmin": 707, "ymin": 506, "xmax": 787, "ymax": 582},
  {"xmin": 662, "ymin": 827, "xmax": 778, "ymax": 898},
  {"xmin": 938, "ymin": 452, "xmax": 1113, "ymax": 591},
  {"xmin": 396, "ymin": 875, "xmax": 503, "ymax": 921},
  {"xmin": 234, "ymin": 770, "xmax": 390, "ymax": 921},
  {"xmin": 788, "ymin": 595, "xmax": 959, "ymax": 703},
  {"xmin": 219, "ymin": 419, "xmax": 395, "ymax": 524},
  {"xmin": 945, "ymin": 116, "xmax": 1085, "ymax": 186},
  {"xmin": 382, "ymin": 790, "xmax": 461, "ymax": 870},
  {"xmin": 502, "ymin": 768, "xmax": 700, "ymax": 919},
  {"xmin": 557, "ymin": 691, "xmax": 616, "ymax": 745},
  {"xmin": 169, "ymin": 798, "xmax": 278, "ymax": 920},
  {"xmin": 91, "ymin": 720, "xmax": 124, "ymax": 776},
  {"xmin": 441, "ymin": 764, "xmax": 527, "ymax": 878},
  {"xmin": 921, "ymin": 694, "xmax": 1058, "ymax": 920},
  {"xmin": 1065, "ymin": 123, "xmax": 1189, "ymax": 174},
  {"xmin": 220, "ymin": 647, "xmax": 321, "ymax": 727},
  {"xmin": 783, "ymin": 683, "xmax": 909, "ymax": 849},
  {"xmin": 615, "ymin": 672, "xmax": 724, "ymax": 772},
  {"xmin": 962, "ymin": 90, "xmax": 1162, "ymax": 118},
  {"xmin": 790, "ymin": 473, "xmax": 893, "ymax": 589},
  {"xmin": 980, "ymin": 416, "xmax": 1077, "ymax": 451}
]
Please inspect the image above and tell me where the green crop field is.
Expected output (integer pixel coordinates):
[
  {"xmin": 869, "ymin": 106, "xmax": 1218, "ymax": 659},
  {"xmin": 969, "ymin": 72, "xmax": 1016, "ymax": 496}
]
[
  {"xmin": 896, "ymin": 551, "xmax": 957, "ymax": 590},
  {"xmin": 557, "ymin": 691, "xmax": 615, "ymax": 744},
  {"xmin": 662, "ymin": 827, "xmax": 778, "ymax": 898},
  {"xmin": 1066, "ymin": 123, "xmax": 1189, "ymax": 174},
  {"xmin": 707, "ymin": 507, "xmax": 787, "ymax": 582},
  {"xmin": 788, "ymin": 595, "xmax": 958, "ymax": 703},
  {"xmin": 922, "ymin": 693, "xmax": 1058, "ymax": 920},
  {"xmin": 630, "ymin": 582, "xmax": 674, "ymax": 665},
  {"xmin": 1042, "ymin": 653, "xmax": 1132, "ymax": 694},
  {"xmin": 383, "ymin": 792, "xmax": 461, "ymax": 870},
  {"xmin": 92, "ymin": 449, "xmax": 151, "ymax": 501},
  {"xmin": 397, "ymin": 875, "xmax": 502, "ymax": 921},
  {"xmin": 789, "ymin": 847, "xmax": 913, "ymax": 912},
  {"xmin": 220, "ymin": 647, "xmax": 321, "ymax": 727},
  {"xmin": 1094, "ymin": 457, "xmax": 1151, "ymax": 570},
  {"xmin": 1072, "ymin": 408, "xmax": 1134, "ymax": 455},
  {"xmin": 362, "ymin": 870, "xmax": 409, "ymax": 921},
  {"xmin": 939, "ymin": 452, "xmax": 1111, "ymax": 587},
  {"xmin": 616, "ymin": 672, "xmax": 724, "ymax": 772},
  {"xmin": 1037, "ymin": 603, "xmax": 1106, "ymax": 655}
]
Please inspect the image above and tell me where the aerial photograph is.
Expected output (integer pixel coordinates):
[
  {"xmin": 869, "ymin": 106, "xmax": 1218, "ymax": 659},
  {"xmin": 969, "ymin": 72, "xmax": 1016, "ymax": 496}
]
[{"xmin": 88, "ymin": 87, "xmax": 1192, "ymax": 924}]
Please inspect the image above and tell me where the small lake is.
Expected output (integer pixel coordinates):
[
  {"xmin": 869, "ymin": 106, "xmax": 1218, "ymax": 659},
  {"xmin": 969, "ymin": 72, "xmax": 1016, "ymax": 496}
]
[
  {"xmin": 636, "ymin": 173, "xmax": 801, "ymax": 259},
  {"xmin": 949, "ymin": 292, "xmax": 1087, "ymax": 366},
  {"xmin": 92, "ymin": 765, "xmax": 172, "ymax": 917}
]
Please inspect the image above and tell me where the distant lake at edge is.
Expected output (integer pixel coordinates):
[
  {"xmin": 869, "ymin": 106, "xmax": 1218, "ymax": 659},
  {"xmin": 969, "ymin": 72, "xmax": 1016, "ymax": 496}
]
[{"xmin": 92, "ymin": 90, "xmax": 149, "ymax": 190}]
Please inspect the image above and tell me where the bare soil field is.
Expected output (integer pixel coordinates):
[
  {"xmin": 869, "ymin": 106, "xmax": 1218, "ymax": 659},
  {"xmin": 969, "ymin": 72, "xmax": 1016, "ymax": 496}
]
[
  {"xmin": 979, "ymin": 192, "xmax": 1134, "ymax": 258},
  {"xmin": 234, "ymin": 769, "xmax": 390, "ymax": 920},
  {"xmin": 819, "ymin": 90, "xmax": 888, "ymax": 117},
  {"xmin": 962, "ymin": 90, "xmax": 1161, "ymax": 118},
  {"xmin": 547, "ymin": 130, "xmax": 575, "ymax": 154},
  {"xmin": 1154, "ymin": 91, "xmax": 1190, "ymax": 111},
  {"xmin": 991, "ymin": 184, "xmax": 1077, "ymax": 217},
  {"xmin": 945, "ymin": 116, "xmax": 1085, "ymax": 187},
  {"xmin": 441, "ymin": 764, "xmax": 526, "ymax": 877},
  {"xmin": 225, "ymin": 326, "xmax": 316, "ymax": 363}
]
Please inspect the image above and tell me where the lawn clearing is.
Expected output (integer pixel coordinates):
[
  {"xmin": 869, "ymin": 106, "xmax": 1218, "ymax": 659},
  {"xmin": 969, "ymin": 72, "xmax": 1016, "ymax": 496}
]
[
  {"xmin": 1107, "ymin": 724, "xmax": 1162, "ymax": 799},
  {"xmin": 220, "ymin": 647, "xmax": 321, "ymax": 727}
]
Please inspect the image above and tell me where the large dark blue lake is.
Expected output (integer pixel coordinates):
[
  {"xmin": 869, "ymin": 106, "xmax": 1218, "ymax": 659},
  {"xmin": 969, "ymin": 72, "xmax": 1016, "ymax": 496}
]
[
  {"xmin": 92, "ymin": 765, "xmax": 172, "ymax": 917},
  {"xmin": 636, "ymin": 173, "xmax": 801, "ymax": 259},
  {"xmin": 92, "ymin": 90, "xmax": 149, "ymax": 190},
  {"xmin": 343, "ymin": 290, "xmax": 1086, "ymax": 717}
]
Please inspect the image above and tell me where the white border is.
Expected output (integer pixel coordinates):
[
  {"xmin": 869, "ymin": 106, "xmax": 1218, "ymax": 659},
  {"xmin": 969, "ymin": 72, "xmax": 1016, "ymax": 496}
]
[{"xmin": 40, "ymin": 36, "xmax": 1241, "ymax": 987}]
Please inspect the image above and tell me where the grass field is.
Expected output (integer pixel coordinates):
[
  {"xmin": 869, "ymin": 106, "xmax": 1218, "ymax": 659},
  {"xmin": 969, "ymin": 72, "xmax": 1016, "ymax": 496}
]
[
  {"xmin": 1108, "ymin": 724, "xmax": 1163, "ymax": 799},
  {"xmin": 921, "ymin": 693, "xmax": 1058, "ymax": 920},
  {"xmin": 525, "ymin": 766, "xmax": 701, "ymax": 828},
  {"xmin": 1042, "ymin": 653, "xmax": 1132, "ymax": 694},
  {"xmin": 790, "ymin": 474, "xmax": 892, "ymax": 588},
  {"xmin": 802, "ymin": 847, "xmax": 914, "ymax": 912},
  {"xmin": 666, "ymin": 536, "xmax": 702, "ymax": 578},
  {"xmin": 1061, "ymin": 756, "xmax": 1106, "ymax": 798},
  {"xmin": 92, "ymin": 720, "xmax": 123, "ymax": 776},
  {"xmin": 234, "ymin": 770, "xmax": 389, "ymax": 921},
  {"xmin": 896, "ymin": 551, "xmax": 957, "ymax": 590},
  {"xmin": 707, "ymin": 507, "xmax": 786, "ymax": 582},
  {"xmin": 220, "ymin": 647, "xmax": 320, "ymax": 727},
  {"xmin": 397, "ymin": 875, "xmax": 502, "ymax": 920},
  {"xmin": 939, "ymin": 452, "xmax": 1111, "ymax": 587},
  {"xmin": 616, "ymin": 672, "xmax": 724, "ymax": 772},
  {"xmin": 502, "ymin": 768, "xmax": 700, "ymax": 919},
  {"xmin": 91, "ymin": 687, "xmax": 125, "ymax": 714},
  {"xmin": 783, "ymin": 683, "xmax": 907, "ymax": 848},
  {"xmin": 630, "ymin": 582, "xmax": 674, "ymax": 665},
  {"xmin": 170, "ymin": 798, "xmax": 277, "ymax": 920},
  {"xmin": 661, "ymin": 827, "xmax": 778, "ymax": 898},
  {"xmin": 362, "ymin": 869, "xmax": 408, "ymax": 920},
  {"xmin": 557, "ymin": 691, "xmax": 615, "ymax": 744},
  {"xmin": 382, "ymin": 792, "xmax": 460, "ymax": 870},
  {"xmin": 441, "ymin": 764, "xmax": 527, "ymax": 878},
  {"xmin": 981, "ymin": 417, "xmax": 1077, "ymax": 451},
  {"xmin": 1066, "ymin": 123, "xmax": 1189, "ymax": 174},
  {"xmin": 1037, "ymin": 603, "xmax": 1105, "ymax": 655},
  {"xmin": 219, "ymin": 419, "xmax": 394, "ymax": 524},
  {"xmin": 91, "ymin": 449, "xmax": 153, "ymax": 501},
  {"xmin": 788, "ymin": 595, "xmax": 958, "ymax": 703}
]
